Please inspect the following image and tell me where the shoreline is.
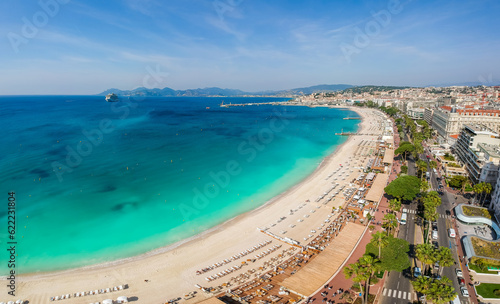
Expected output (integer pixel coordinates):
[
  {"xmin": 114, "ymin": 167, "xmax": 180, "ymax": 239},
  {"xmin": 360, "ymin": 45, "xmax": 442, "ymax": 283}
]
[
  {"xmin": 16, "ymin": 106, "xmax": 384, "ymax": 304},
  {"xmin": 16, "ymin": 106, "xmax": 359, "ymax": 278}
]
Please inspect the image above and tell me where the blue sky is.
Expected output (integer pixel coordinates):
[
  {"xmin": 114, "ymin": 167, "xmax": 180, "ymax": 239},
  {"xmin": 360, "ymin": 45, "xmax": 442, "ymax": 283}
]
[{"xmin": 1, "ymin": 0, "xmax": 499, "ymax": 94}]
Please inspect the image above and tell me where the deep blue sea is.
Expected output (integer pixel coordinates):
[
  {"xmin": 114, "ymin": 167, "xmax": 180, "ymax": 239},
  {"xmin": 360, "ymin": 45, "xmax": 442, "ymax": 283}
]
[{"xmin": 0, "ymin": 96, "xmax": 359, "ymax": 274}]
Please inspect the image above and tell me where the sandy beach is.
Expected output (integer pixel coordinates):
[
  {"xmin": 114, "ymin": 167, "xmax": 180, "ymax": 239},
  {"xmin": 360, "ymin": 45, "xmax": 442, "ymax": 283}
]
[{"xmin": 9, "ymin": 107, "xmax": 389, "ymax": 304}]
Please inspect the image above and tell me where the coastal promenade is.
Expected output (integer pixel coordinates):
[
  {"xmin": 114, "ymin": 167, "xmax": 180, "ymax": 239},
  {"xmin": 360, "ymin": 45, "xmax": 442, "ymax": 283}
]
[
  {"xmin": 309, "ymin": 118, "xmax": 400, "ymax": 304},
  {"xmin": 14, "ymin": 108, "xmax": 389, "ymax": 304}
]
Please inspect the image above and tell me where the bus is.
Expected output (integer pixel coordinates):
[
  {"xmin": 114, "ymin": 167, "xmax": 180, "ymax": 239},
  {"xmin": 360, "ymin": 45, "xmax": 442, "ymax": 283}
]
[{"xmin": 400, "ymin": 211, "xmax": 407, "ymax": 225}]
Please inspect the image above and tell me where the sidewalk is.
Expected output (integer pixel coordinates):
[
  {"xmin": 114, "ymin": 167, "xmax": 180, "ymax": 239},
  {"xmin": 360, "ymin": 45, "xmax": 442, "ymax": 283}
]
[
  {"xmin": 451, "ymin": 208, "xmax": 479, "ymax": 304},
  {"xmin": 309, "ymin": 120, "xmax": 401, "ymax": 303}
]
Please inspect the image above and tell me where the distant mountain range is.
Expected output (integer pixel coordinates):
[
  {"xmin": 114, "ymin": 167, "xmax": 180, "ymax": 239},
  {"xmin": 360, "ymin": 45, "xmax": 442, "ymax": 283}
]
[{"xmin": 98, "ymin": 84, "xmax": 354, "ymax": 97}]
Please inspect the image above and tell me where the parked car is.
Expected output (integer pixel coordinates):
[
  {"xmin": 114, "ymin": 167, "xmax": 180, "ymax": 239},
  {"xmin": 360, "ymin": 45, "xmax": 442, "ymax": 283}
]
[
  {"xmin": 456, "ymin": 268, "xmax": 463, "ymax": 277},
  {"xmin": 458, "ymin": 277, "xmax": 465, "ymax": 285},
  {"xmin": 432, "ymin": 241, "xmax": 439, "ymax": 249},
  {"xmin": 434, "ymin": 261, "xmax": 440, "ymax": 270},
  {"xmin": 414, "ymin": 267, "xmax": 422, "ymax": 277},
  {"xmin": 460, "ymin": 286, "xmax": 469, "ymax": 297},
  {"xmin": 432, "ymin": 230, "xmax": 438, "ymax": 240},
  {"xmin": 449, "ymin": 228, "xmax": 456, "ymax": 238}
]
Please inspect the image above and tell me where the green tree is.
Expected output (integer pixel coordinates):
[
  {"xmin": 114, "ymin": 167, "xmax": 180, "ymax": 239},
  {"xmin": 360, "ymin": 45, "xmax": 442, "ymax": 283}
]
[
  {"xmin": 473, "ymin": 182, "xmax": 483, "ymax": 203},
  {"xmin": 429, "ymin": 160, "xmax": 438, "ymax": 169},
  {"xmin": 437, "ymin": 247, "xmax": 454, "ymax": 276},
  {"xmin": 427, "ymin": 276, "xmax": 456, "ymax": 304},
  {"xmin": 370, "ymin": 231, "xmax": 389, "ymax": 259},
  {"xmin": 420, "ymin": 180, "xmax": 430, "ymax": 193},
  {"xmin": 395, "ymin": 142, "xmax": 415, "ymax": 163},
  {"xmin": 412, "ymin": 276, "xmax": 432, "ymax": 294},
  {"xmin": 384, "ymin": 175, "xmax": 422, "ymax": 201},
  {"xmin": 479, "ymin": 182, "xmax": 493, "ymax": 206},
  {"xmin": 344, "ymin": 261, "xmax": 369, "ymax": 304},
  {"xmin": 359, "ymin": 254, "xmax": 382, "ymax": 304},
  {"xmin": 400, "ymin": 165, "xmax": 408, "ymax": 174},
  {"xmin": 416, "ymin": 159, "xmax": 428, "ymax": 179},
  {"xmin": 415, "ymin": 243, "xmax": 435, "ymax": 273},
  {"xmin": 414, "ymin": 142, "xmax": 424, "ymax": 155},
  {"xmin": 365, "ymin": 236, "xmax": 411, "ymax": 272},
  {"xmin": 382, "ymin": 213, "xmax": 398, "ymax": 236},
  {"xmin": 388, "ymin": 198, "xmax": 402, "ymax": 212},
  {"xmin": 448, "ymin": 175, "xmax": 467, "ymax": 191}
]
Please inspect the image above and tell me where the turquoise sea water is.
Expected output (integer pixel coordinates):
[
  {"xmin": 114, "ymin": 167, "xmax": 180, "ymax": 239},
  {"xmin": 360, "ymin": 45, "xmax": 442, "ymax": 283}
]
[{"xmin": 0, "ymin": 96, "xmax": 359, "ymax": 274}]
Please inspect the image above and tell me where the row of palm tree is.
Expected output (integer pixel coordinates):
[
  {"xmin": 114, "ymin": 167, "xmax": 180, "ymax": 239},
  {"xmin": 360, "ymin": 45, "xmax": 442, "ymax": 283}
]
[
  {"xmin": 413, "ymin": 244, "xmax": 456, "ymax": 303},
  {"xmin": 412, "ymin": 276, "xmax": 456, "ymax": 304},
  {"xmin": 421, "ymin": 191, "xmax": 442, "ymax": 239},
  {"xmin": 344, "ymin": 254, "xmax": 381, "ymax": 304},
  {"xmin": 415, "ymin": 243, "xmax": 454, "ymax": 276},
  {"xmin": 473, "ymin": 182, "xmax": 492, "ymax": 206}
]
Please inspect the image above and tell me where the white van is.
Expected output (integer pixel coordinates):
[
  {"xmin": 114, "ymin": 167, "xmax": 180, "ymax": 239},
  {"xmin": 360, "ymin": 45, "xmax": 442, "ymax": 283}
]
[{"xmin": 449, "ymin": 228, "xmax": 456, "ymax": 238}]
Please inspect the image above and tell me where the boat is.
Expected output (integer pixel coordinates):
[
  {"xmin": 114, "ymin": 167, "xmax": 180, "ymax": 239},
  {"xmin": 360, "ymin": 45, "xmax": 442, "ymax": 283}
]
[
  {"xmin": 105, "ymin": 93, "xmax": 119, "ymax": 102},
  {"xmin": 206, "ymin": 107, "xmax": 210, "ymax": 109}
]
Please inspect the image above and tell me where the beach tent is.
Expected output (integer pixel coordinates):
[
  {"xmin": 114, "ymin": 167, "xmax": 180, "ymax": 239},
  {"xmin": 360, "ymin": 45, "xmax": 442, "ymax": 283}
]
[
  {"xmin": 117, "ymin": 296, "xmax": 128, "ymax": 303},
  {"xmin": 103, "ymin": 300, "xmax": 113, "ymax": 304}
]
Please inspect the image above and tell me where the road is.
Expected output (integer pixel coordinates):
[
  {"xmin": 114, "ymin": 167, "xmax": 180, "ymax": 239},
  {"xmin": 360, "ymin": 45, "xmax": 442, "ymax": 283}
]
[
  {"xmin": 379, "ymin": 154, "xmax": 418, "ymax": 304},
  {"xmin": 379, "ymin": 139, "xmax": 468, "ymax": 303}
]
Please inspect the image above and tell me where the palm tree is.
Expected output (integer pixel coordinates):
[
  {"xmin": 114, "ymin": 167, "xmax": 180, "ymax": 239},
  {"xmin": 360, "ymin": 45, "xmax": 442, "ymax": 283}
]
[
  {"xmin": 370, "ymin": 232, "xmax": 389, "ymax": 259},
  {"xmin": 473, "ymin": 183, "xmax": 483, "ymax": 204},
  {"xmin": 344, "ymin": 261, "xmax": 369, "ymax": 304},
  {"xmin": 382, "ymin": 213, "xmax": 398, "ymax": 236},
  {"xmin": 388, "ymin": 198, "xmax": 401, "ymax": 213},
  {"xmin": 437, "ymin": 247, "xmax": 454, "ymax": 276},
  {"xmin": 420, "ymin": 180, "xmax": 429, "ymax": 193},
  {"xmin": 429, "ymin": 160, "xmax": 438, "ymax": 170},
  {"xmin": 359, "ymin": 254, "xmax": 381, "ymax": 304},
  {"xmin": 412, "ymin": 276, "xmax": 432, "ymax": 294},
  {"xmin": 428, "ymin": 276, "xmax": 456, "ymax": 304},
  {"xmin": 482, "ymin": 182, "xmax": 492, "ymax": 206},
  {"xmin": 415, "ymin": 244, "xmax": 435, "ymax": 274}
]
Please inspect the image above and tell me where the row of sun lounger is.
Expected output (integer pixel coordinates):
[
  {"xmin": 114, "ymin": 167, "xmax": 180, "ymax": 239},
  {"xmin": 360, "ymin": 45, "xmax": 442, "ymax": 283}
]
[
  {"xmin": 196, "ymin": 240, "xmax": 272, "ymax": 275},
  {"xmin": 205, "ymin": 264, "xmax": 243, "ymax": 281},
  {"xmin": 50, "ymin": 285, "xmax": 126, "ymax": 301},
  {"xmin": 254, "ymin": 244, "xmax": 282, "ymax": 260},
  {"xmin": 0, "ymin": 300, "xmax": 25, "ymax": 304}
]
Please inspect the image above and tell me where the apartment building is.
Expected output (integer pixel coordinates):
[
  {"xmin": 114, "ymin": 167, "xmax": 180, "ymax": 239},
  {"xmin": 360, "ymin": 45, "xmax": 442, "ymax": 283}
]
[
  {"xmin": 454, "ymin": 124, "xmax": 500, "ymax": 185},
  {"xmin": 431, "ymin": 106, "xmax": 500, "ymax": 140}
]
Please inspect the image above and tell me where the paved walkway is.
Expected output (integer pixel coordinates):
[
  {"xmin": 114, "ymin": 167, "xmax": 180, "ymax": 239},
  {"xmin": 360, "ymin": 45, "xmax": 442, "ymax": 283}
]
[{"xmin": 309, "ymin": 118, "xmax": 401, "ymax": 303}]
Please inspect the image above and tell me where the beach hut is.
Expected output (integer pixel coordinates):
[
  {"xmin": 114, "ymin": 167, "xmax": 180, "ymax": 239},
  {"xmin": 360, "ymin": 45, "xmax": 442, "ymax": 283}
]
[{"xmin": 103, "ymin": 299, "xmax": 113, "ymax": 304}]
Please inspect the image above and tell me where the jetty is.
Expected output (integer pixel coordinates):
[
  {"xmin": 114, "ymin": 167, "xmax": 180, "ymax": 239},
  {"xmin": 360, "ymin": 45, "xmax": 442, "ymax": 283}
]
[
  {"xmin": 343, "ymin": 117, "xmax": 361, "ymax": 120},
  {"xmin": 220, "ymin": 101, "xmax": 297, "ymax": 107}
]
